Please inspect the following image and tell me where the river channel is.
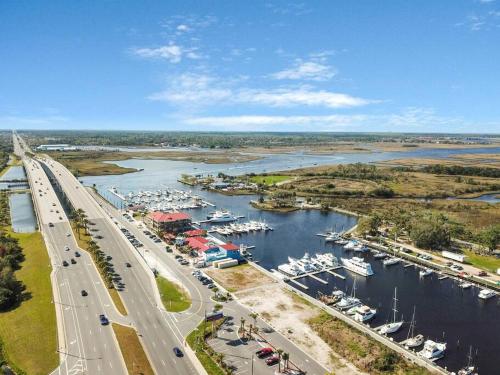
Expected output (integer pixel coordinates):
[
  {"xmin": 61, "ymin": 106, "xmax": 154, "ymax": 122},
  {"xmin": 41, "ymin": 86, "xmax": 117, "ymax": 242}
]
[{"xmin": 81, "ymin": 146, "xmax": 500, "ymax": 374}]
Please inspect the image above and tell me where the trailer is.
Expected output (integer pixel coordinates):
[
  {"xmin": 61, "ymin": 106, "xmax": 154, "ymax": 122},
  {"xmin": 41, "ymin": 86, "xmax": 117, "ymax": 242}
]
[{"xmin": 441, "ymin": 250, "xmax": 467, "ymax": 263}]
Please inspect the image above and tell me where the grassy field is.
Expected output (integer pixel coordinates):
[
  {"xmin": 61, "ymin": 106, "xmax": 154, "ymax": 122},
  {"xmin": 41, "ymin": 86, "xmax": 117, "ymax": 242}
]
[
  {"xmin": 156, "ymin": 276, "xmax": 191, "ymax": 312},
  {"xmin": 464, "ymin": 250, "xmax": 500, "ymax": 272},
  {"xmin": 186, "ymin": 321, "xmax": 225, "ymax": 375},
  {"xmin": 112, "ymin": 323, "xmax": 154, "ymax": 375},
  {"xmin": 205, "ymin": 263, "xmax": 274, "ymax": 292},
  {"xmin": 250, "ymin": 174, "xmax": 291, "ymax": 185},
  {"xmin": 309, "ymin": 312, "xmax": 430, "ymax": 375},
  {"xmin": 0, "ymin": 229, "xmax": 58, "ymax": 375}
]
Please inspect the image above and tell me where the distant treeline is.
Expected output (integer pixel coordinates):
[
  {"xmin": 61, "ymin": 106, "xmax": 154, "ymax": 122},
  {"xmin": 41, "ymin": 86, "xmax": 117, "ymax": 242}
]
[
  {"xmin": 421, "ymin": 164, "xmax": 500, "ymax": 178},
  {"xmin": 301, "ymin": 163, "xmax": 392, "ymax": 181},
  {"xmin": 20, "ymin": 130, "xmax": 498, "ymax": 149}
]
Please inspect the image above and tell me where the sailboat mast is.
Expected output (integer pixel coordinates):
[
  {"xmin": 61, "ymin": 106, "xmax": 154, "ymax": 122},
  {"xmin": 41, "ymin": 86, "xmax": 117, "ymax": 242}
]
[{"xmin": 392, "ymin": 287, "xmax": 398, "ymax": 323}]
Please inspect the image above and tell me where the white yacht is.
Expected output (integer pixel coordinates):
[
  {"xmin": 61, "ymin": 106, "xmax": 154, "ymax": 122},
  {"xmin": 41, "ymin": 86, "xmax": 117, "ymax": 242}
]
[
  {"xmin": 325, "ymin": 232, "xmax": 341, "ymax": 242},
  {"xmin": 277, "ymin": 262, "xmax": 303, "ymax": 277},
  {"xmin": 418, "ymin": 340, "xmax": 446, "ymax": 361},
  {"xmin": 383, "ymin": 257, "xmax": 400, "ymax": 266},
  {"xmin": 354, "ymin": 305, "xmax": 376, "ymax": 322},
  {"xmin": 208, "ymin": 210, "xmax": 237, "ymax": 223},
  {"xmin": 419, "ymin": 268, "xmax": 433, "ymax": 277},
  {"xmin": 374, "ymin": 252, "xmax": 387, "ymax": 259},
  {"xmin": 317, "ymin": 253, "xmax": 338, "ymax": 267},
  {"xmin": 296, "ymin": 253, "xmax": 318, "ymax": 273},
  {"xmin": 343, "ymin": 240, "xmax": 358, "ymax": 250},
  {"xmin": 353, "ymin": 244, "xmax": 368, "ymax": 253},
  {"xmin": 459, "ymin": 282, "xmax": 472, "ymax": 289},
  {"xmin": 379, "ymin": 287, "xmax": 404, "ymax": 335},
  {"xmin": 341, "ymin": 257, "xmax": 374, "ymax": 276},
  {"xmin": 478, "ymin": 289, "xmax": 496, "ymax": 300}
]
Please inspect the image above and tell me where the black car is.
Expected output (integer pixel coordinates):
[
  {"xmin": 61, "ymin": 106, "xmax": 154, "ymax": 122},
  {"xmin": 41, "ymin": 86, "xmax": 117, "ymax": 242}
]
[
  {"xmin": 173, "ymin": 347, "xmax": 183, "ymax": 357},
  {"xmin": 62, "ymin": 260, "xmax": 69, "ymax": 267},
  {"xmin": 71, "ymin": 258, "xmax": 76, "ymax": 264},
  {"xmin": 99, "ymin": 314, "xmax": 109, "ymax": 325},
  {"xmin": 125, "ymin": 262, "xmax": 132, "ymax": 268},
  {"xmin": 81, "ymin": 290, "xmax": 88, "ymax": 296},
  {"xmin": 75, "ymin": 251, "xmax": 81, "ymax": 257}
]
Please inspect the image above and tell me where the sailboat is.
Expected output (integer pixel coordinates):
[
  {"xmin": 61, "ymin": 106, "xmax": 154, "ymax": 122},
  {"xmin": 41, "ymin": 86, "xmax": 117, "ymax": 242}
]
[
  {"xmin": 336, "ymin": 280, "xmax": 362, "ymax": 311},
  {"xmin": 379, "ymin": 287, "xmax": 404, "ymax": 334},
  {"xmin": 401, "ymin": 306, "xmax": 424, "ymax": 348},
  {"xmin": 457, "ymin": 346, "xmax": 478, "ymax": 375}
]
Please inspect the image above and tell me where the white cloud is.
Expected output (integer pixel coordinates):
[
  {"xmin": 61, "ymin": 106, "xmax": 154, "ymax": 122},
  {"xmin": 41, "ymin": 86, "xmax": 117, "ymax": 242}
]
[
  {"xmin": 238, "ymin": 88, "xmax": 374, "ymax": 108},
  {"xmin": 132, "ymin": 43, "xmax": 183, "ymax": 63},
  {"xmin": 150, "ymin": 74, "xmax": 375, "ymax": 109},
  {"xmin": 271, "ymin": 60, "xmax": 337, "ymax": 81},
  {"xmin": 180, "ymin": 108, "xmax": 489, "ymax": 132},
  {"xmin": 176, "ymin": 24, "xmax": 190, "ymax": 32}
]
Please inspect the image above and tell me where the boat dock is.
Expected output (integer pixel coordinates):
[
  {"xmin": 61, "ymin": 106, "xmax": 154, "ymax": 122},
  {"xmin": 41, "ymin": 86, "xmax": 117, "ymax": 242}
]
[
  {"xmin": 108, "ymin": 188, "xmax": 126, "ymax": 200},
  {"xmin": 287, "ymin": 266, "xmax": 344, "ymax": 289}
]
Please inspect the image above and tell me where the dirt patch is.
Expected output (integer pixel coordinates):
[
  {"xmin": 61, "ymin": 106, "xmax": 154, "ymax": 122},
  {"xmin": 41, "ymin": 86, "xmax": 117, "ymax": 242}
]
[
  {"xmin": 236, "ymin": 284, "xmax": 366, "ymax": 375},
  {"xmin": 205, "ymin": 263, "xmax": 275, "ymax": 292}
]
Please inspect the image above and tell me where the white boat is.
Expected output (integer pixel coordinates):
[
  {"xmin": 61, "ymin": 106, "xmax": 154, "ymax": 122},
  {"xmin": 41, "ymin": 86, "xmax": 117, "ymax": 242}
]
[
  {"xmin": 459, "ymin": 282, "xmax": 472, "ymax": 289},
  {"xmin": 354, "ymin": 305, "xmax": 377, "ymax": 322},
  {"xmin": 336, "ymin": 239, "xmax": 348, "ymax": 245},
  {"xmin": 317, "ymin": 253, "xmax": 338, "ymax": 267},
  {"xmin": 208, "ymin": 210, "xmax": 238, "ymax": 223},
  {"xmin": 379, "ymin": 287, "xmax": 404, "ymax": 335},
  {"xmin": 341, "ymin": 257, "xmax": 374, "ymax": 276},
  {"xmin": 419, "ymin": 268, "xmax": 433, "ymax": 277},
  {"xmin": 296, "ymin": 252, "xmax": 318, "ymax": 273},
  {"xmin": 337, "ymin": 281, "xmax": 361, "ymax": 311},
  {"xmin": 457, "ymin": 347, "xmax": 477, "ymax": 375},
  {"xmin": 353, "ymin": 244, "xmax": 368, "ymax": 252},
  {"xmin": 277, "ymin": 263, "xmax": 303, "ymax": 277},
  {"xmin": 401, "ymin": 307, "xmax": 424, "ymax": 348},
  {"xmin": 478, "ymin": 289, "xmax": 496, "ymax": 300},
  {"xmin": 383, "ymin": 257, "xmax": 400, "ymax": 266},
  {"xmin": 374, "ymin": 252, "xmax": 387, "ymax": 259},
  {"xmin": 343, "ymin": 240, "xmax": 358, "ymax": 250},
  {"xmin": 418, "ymin": 340, "xmax": 446, "ymax": 361},
  {"xmin": 325, "ymin": 232, "xmax": 341, "ymax": 242}
]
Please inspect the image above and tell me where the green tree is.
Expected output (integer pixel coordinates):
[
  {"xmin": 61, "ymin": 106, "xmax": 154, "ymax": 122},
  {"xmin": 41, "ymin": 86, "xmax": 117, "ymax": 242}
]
[{"xmin": 477, "ymin": 224, "xmax": 500, "ymax": 253}]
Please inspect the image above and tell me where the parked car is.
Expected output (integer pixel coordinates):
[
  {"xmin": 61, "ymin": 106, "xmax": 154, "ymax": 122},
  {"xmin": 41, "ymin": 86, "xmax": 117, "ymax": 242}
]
[
  {"xmin": 477, "ymin": 270, "xmax": 488, "ymax": 277},
  {"xmin": 256, "ymin": 348, "xmax": 274, "ymax": 358},
  {"xmin": 265, "ymin": 356, "xmax": 280, "ymax": 366},
  {"xmin": 75, "ymin": 251, "xmax": 80, "ymax": 257},
  {"xmin": 71, "ymin": 258, "xmax": 76, "ymax": 264},
  {"xmin": 125, "ymin": 262, "xmax": 132, "ymax": 267},
  {"xmin": 81, "ymin": 290, "xmax": 88, "ymax": 296},
  {"xmin": 64, "ymin": 245, "xmax": 70, "ymax": 251},
  {"xmin": 48, "ymin": 222, "xmax": 54, "ymax": 227},
  {"xmin": 173, "ymin": 347, "xmax": 183, "ymax": 357},
  {"xmin": 62, "ymin": 260, "xmax": 69, "ymax": 267},
  {"xmin": 99, "ymin": 314, "xmax": 109, "ymax": 325}
]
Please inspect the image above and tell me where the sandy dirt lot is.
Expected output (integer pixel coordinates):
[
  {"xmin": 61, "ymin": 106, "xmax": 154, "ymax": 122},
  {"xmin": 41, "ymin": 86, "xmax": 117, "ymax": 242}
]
[{"xmin": 235, "ymin": 284, "xmax": 366, "ymax": 375}]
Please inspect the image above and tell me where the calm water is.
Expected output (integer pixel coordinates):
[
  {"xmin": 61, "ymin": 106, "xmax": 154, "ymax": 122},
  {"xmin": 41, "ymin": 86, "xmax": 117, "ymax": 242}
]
[
  {"xmin": 81, "ymin": 147, "xmax": 500, "ymax": 375},
  {"xmin": 0, "ymin": 165, "xmax": 26, "ymax": 181},
  {"xmin": 9, "ymin": 193, "xmax": 37, "ymax": 232},
  {"xmin": 450, "ymin": 193, "xmax": 499, "ymax": 204}
]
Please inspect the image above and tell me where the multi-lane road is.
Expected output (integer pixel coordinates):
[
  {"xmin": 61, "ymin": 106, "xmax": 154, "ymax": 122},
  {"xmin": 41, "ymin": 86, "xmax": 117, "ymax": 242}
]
[{"xmin": 21, "ymin": 151, "xmax": 127, "ymax": 374}]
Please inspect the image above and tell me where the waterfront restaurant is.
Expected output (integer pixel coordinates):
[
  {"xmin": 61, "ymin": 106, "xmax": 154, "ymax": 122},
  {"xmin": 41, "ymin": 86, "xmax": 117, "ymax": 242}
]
[{"xmin": 144, "ymin": 211, "xmax": 191, "ymax": 233}]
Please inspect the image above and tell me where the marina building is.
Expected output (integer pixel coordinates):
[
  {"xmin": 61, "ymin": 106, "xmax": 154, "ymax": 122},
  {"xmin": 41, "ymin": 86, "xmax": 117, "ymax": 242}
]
[{"xmin": 144, "ymin": 211, "xmax": 192, "ymax": 233}]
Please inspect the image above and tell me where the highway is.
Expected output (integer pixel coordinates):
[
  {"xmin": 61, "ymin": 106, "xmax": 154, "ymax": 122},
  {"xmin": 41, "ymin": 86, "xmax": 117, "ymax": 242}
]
[
  {"xmin": 38, "ymin": 156, "xmax": 199, "ymax": 374},
  {"xmin": 20, "ymin": 151, "xmax": 127, "ymax": 374}
]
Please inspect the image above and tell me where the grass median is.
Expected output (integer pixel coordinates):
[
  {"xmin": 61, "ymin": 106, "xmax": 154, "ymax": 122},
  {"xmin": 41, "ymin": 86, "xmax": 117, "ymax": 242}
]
[
  {"xmin": 112, "ymin": 323, "xmax": 154, "ymax": 375},
  {"xmin": 156, "ymin": 276, "xmax": 191, "ymax": 312},
  {"xmin": 186, "ymin": 320, "xmax": 225, "ymax": 375},
  {"xmin": 0, "ymin": 229, "xmax": 58, "ymax": 375}
]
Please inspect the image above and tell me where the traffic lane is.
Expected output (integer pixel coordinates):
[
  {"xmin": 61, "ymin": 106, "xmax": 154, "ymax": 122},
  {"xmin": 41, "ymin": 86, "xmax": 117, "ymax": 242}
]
[
  {"xmin": 85, "ymin": 218, "xmax": 199, "ymax": 375},
  {"xmin": 47, "ymin": 224, "xmax": 126, "ymax": 374}
]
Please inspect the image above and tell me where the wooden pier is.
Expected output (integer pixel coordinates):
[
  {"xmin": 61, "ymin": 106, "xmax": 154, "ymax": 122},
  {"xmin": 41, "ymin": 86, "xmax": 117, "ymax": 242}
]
[{"xmin": 288, "ymin": 266, "xmax": 344, "ymax": 286}]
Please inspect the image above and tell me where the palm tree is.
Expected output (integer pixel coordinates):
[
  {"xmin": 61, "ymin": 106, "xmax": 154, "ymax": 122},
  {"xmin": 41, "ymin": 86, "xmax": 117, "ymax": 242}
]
[
  {"xmin": 282, "ymin": 352, "xmax": 289, "ymax": 370},
  {"xmin": 249, "ymin": 312, "xmax": 259, "ymax": 330},
  {"xmin": 276, "ymin": 349, "xmax": 284, "ymax": 372},
  {"xmin": 239, "ymin": 317, "xmax": 246, "ymax": 335}
]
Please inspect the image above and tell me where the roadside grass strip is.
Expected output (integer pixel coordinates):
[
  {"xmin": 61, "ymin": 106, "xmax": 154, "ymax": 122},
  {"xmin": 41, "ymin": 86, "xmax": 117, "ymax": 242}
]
[
  {"xmin": 156, "ymin": 276, "xmax": 191, "ymax": 312},
  {"xmin": 112, "ymin": 323, "xmax": 154, "ymax": 375}
]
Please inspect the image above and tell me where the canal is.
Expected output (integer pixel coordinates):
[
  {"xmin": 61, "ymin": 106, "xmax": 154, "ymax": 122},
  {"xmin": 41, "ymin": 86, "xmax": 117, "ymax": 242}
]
[{"xmin": 8, "ymin": 192, "xmax": 37, "ymax": 233}]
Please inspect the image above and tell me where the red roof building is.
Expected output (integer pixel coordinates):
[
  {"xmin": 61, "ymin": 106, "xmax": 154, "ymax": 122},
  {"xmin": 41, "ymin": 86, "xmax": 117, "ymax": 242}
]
[
  {"xmin": 220, "ymin": 243, "xmax": 239, "ymax": 251},
  {"xmin": 184, "ymin": 229, "xmax": 206, "ymax": 237},
  {"xmin": 185, "ymin": 236, "xmax": 214, "ymax": 253},
  {"xmin": 144, "ymin": 211, "xmax": 191, "ymax": 233}
]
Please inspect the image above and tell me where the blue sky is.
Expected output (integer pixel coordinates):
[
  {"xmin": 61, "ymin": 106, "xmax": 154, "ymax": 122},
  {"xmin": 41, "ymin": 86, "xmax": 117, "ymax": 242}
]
[{"xmin": 1, "ymin": 0, "xmax": 499, "ymax": 133}]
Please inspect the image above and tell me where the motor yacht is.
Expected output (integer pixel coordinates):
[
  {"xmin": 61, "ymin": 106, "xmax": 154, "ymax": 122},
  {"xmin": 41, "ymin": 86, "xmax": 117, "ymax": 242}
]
[
  {"xmin": 325, "ymin": 232, "xmax": 341, "ymax": 242},
  {"xmin": 459, "ymin": 282, "xmax": 472, "ymax": 289},
  {"xmin": 343, "ymin": 240, "xmax": 358, "ymax": 250},
  {"xmin": 353, "ymin": 244, "xmax": 368, "ymax": 252},
  {"xmin": 208, "ymin": 210, "xmax": 238, "ymax": 223},
  {"xmin": 296, "ymin": 253, "xmax": 318, "ymax": 273},
  {"xmin": 341, "ymin": 257, "xmax": 374, "ymax": 276},
  {"xmin": 418, "ymin": 340, "xmax": 446, "ymax": 361},
  {"xmin": 354, "ymin": 305, "xmax": 376, "ymax": 322},
  {"xmin": 383, "ymin": 257, "xmax": 400, "ymax": 266},
  {"xmin": 478, "ymin": 289, "xmax": 496, "ymax": 300},
  {"xmin": 277, "ymin": 262, "xmax": 303, "ymax": 277},
  {"xmin": 374, "ymin": 252, "xmax": 387, "ymax": 259},
  {"xmin": 419, "ymin": 268, "xmax": 433, "ymax": 277}
]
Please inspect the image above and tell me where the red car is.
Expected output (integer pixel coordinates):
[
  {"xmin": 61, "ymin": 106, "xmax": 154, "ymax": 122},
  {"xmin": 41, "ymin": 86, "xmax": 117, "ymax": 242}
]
[
  {"xmin": 477, "ymin": 270, "xmax": 488, "ymax": 277},
  {"xmin": 256, "ymin": 347, "xmax": 274, "ymax": 358},
  {"xmin": 265, "ymin": 356, "xmax": 280, "ymax": 366}
]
